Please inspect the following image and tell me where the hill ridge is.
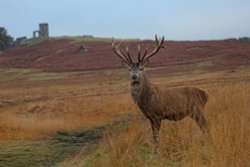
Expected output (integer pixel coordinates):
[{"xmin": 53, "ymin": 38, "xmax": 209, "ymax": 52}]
[{"xmin": 0, "ymin": 38, "xmax": 249, "ymax": 72}]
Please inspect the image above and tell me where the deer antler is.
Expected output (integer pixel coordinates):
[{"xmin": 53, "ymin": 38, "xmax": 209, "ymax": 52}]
[
  {"xmin": 112, "ymin": 40, "xmax": 133, "ymax": 63},
  {"xmin": 140, "ymin": 35, "xmax": 165, "ymax": 63},
  {"xmin": 112, "ymin": 35, "xmax": 165, "ymax": 64}
]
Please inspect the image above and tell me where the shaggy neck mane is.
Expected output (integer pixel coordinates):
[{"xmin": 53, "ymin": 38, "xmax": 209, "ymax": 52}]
[{"xmin": 131, "ymin": 73, "xmax": 152, "ymax": 105}]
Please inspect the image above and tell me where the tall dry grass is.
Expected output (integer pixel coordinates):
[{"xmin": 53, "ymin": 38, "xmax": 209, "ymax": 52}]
[
  {"xmin": 0, "ymin": 68, "xmax": 249, "ymax": 166},
  {"xmin": 73, "ymin": 82, "xmax": 249, "ymax": 167},
  {"xmin": 0, "ymin": 80, "xmax": 134, "ymax": 140}
]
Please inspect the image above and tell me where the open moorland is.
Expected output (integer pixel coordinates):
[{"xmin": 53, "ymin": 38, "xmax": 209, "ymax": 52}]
[{"xmin": 0, "ymin": 37, "xmax": 249, "ymax": 167}]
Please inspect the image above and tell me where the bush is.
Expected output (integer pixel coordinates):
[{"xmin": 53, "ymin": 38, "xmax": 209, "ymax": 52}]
[
  {"xmin": 238, "ymin": 37, "xmax": 250, "ymax": 43},
  {"xmin": 0, "ymin": 27, "xmax": 13, "ymax": 50}
]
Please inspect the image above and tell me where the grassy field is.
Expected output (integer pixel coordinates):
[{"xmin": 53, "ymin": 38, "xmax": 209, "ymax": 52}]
[
  {"xmin": 0, "ymin": 67, "xmax": 249, "ymax": 167},
  {"xmin": 52, "ymin": 35, "xmax": 139, "ymax": 43}
]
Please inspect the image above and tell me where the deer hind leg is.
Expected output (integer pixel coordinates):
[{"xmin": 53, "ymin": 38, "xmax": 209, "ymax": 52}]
[
  {"xmin": 150, "ymin": 119, "xmax": 161, "ymax": 153},
  {"xmin": 190, "ymin": 106, "xmax": 209, "ymax": 133}
]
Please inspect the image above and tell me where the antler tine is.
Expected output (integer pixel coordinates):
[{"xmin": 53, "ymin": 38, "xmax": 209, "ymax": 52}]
[
  {"xmin": 160, "ymin": 36, "xmax": 165, "ymax": 46},
  {"xmin": 137, "ymin": 45, "xmax": 141, "ymax": 62},
  {"xmin": 141, "ymin": 35, "xmax": 165, "ymax": 63},
  {"xmin": 155, "ymin": 34, "xmax": 159, "ymax": 44},
  {"xmin": 126, "ymin": 46, "xmax": 133, "ymax": 63},
  {"xmin": 141, "ymin": 47, "xmax": 148, "ymax": 62},
  {"xmin": 112, "ymin": 40, "xmax": 131, "ymax": 63}
]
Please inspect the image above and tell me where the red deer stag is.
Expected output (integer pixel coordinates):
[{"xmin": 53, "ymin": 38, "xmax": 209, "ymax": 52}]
[{"xmin": 112, "ymin": 35, "xmax": 209, "ymax": 152}]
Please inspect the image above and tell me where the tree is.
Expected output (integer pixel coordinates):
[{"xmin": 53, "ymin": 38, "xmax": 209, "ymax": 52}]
[{"xmin": 0, "ymin": 27, "xmax": 14, "ymax": 50}]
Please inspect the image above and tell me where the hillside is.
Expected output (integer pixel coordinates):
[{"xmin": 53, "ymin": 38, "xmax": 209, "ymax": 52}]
[
  {"xmin": 0, "ymin": 38, "xmax": 249, "ymax": 73},
  {"xmin": 0, "ymin": 38, "xmax": 250, "ymax": 167}
]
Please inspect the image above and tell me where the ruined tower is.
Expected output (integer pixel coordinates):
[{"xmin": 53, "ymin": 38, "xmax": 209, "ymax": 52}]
[
  {"xmin": 33, "ymin": 23, "xmax": 49, "ymax": 38},
  {"xmin": 39, "ymin": 23, "xmax": 49, "ymax": 38}
]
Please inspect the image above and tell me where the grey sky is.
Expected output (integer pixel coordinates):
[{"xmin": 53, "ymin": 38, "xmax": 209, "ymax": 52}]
[{"xmin": 1, "ymin": 0, "xmax": 250, "ymax": 40}]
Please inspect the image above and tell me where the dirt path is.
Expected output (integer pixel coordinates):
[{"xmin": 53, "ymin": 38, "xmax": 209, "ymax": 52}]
[{"xmin": 0, "ymin": 125, "xmax": 110, "ymax": 167}]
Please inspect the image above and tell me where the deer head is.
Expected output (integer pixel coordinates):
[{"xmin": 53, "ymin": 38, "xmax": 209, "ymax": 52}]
[{"xmin": 112, "ymin": 35, "xmax": 165, "ymax": 82}]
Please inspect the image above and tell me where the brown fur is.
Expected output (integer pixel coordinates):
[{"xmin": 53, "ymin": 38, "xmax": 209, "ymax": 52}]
[
  {"xmin": 131, "ymin": 73, "xmax": 209, "ymax": 152},
  {"xmin": 112, "ymin": 36, "xmax": 209, "ymax": 152}
]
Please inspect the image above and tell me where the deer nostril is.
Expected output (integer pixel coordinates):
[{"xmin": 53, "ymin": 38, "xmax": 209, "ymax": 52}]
[{"xmin": 132, "ymin": 75, "xmax": 137, "ymax": 80}]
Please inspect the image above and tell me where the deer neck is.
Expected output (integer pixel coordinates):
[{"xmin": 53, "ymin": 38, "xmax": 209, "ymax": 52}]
[{"xmin": 130, "ymin": 73, "xmax": 150, "ymax": 104}]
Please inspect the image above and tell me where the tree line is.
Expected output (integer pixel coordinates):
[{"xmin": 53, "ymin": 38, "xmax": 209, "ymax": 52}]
[{"xmin": 1, "ymin": 26, "xmax": 250, "ymax": 51}]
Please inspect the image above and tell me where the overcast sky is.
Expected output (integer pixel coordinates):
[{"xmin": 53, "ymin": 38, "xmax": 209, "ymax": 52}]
[{"xmin": 1, "ymin": 0, "xmax": 250, "ymax": 40}]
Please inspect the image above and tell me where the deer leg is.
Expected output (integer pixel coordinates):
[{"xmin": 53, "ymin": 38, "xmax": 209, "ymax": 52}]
[
  {"xmin": 150, "ymin": 119, "xmax": 161, "ymax": 153},
  {"xmin": 190, "ymin": 107, "xmax": 209, "ymax": 133}
]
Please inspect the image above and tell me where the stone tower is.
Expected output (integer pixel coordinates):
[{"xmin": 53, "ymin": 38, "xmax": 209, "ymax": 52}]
[
  {"xmin": 33, "ymin": 23, "xmax": 49, "ymax": 38},
  {"xmin": 39, "ymin": 23, "xmax": 49, "ymax": 38}
]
